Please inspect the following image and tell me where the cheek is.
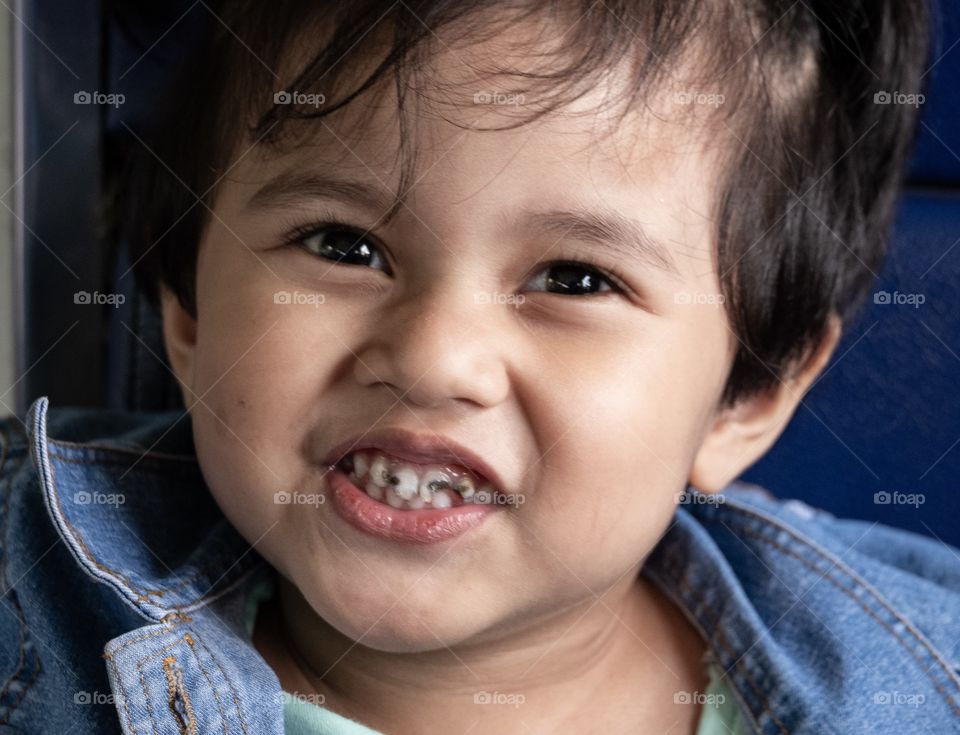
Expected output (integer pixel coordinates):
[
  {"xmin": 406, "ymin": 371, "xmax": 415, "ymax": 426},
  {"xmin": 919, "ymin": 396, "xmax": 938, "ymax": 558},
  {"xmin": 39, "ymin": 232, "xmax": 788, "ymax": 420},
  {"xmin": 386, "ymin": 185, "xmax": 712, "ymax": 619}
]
[
  {"xmin": 515, "ymin": 322, "xmax": 726, "ymax": 563},
  {"xmin": 191, "ymin": 234, "xmax": 353, "ymax": 432},
  {"xmin": 187, "ymin": 254, "xmax": 357, "ymax": 544}
]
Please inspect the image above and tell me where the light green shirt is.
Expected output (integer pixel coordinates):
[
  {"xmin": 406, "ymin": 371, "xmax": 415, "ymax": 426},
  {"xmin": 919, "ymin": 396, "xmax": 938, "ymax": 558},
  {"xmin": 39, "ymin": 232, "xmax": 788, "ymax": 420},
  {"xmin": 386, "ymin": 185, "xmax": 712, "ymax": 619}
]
[{"xmin": 245, "ymin": 574, "xmax": 747, "ymax": 734}]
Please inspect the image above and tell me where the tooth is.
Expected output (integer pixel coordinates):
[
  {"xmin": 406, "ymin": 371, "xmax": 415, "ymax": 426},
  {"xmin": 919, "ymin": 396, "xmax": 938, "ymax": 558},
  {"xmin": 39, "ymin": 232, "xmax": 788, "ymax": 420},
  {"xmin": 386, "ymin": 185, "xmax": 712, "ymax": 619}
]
[
  {"xmin": 452, "ymin": 475, "xmax": 475, "ymax": 500},
  {"xmin": 369, "ymin": 456, "xmax": 391, "ymax": 487},
  {"xmin": 431, "ymin": 491, "xmax": 452, "ymax": 509},
  {"xmin": 407, "ymin": 496, "xmax": 425, "ymax": 509},
  {"xmin": 419, "ymin": 470, "xmax": 451, "ymax": 502},
  {"xmin": 392, "ymin": 467, "xmax": 419, "ymax": 500},
  {"xmin": 353, "ymin": 452, "xmax": 369, "ymax": 478},
  {"xmin": 365, "ymin": 481, "xmax": 384, "ymax": 501},
  {"xmin": 384, "ymin": 486, "xmax": 406, "ymax": 508}
]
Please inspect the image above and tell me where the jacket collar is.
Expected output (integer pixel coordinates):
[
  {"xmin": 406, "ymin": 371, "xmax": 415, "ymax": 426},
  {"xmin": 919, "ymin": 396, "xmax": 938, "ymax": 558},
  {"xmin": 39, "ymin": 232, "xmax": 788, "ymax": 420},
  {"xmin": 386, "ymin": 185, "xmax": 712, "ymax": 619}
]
[
  {"xmin": 645, "ymin": 489, "xmax": 960, "ymax": 733},
  {"xmin": 25, "ymin": 395, "xmax": 266, "ymax": 623}
]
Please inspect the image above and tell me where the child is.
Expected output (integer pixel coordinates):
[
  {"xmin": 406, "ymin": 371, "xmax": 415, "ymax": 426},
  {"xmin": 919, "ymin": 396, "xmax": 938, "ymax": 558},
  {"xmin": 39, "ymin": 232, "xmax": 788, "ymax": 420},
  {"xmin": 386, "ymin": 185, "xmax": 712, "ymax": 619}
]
[{"xmin": 3, "ymin": 1, "xmax": 957, "ymax": 733}]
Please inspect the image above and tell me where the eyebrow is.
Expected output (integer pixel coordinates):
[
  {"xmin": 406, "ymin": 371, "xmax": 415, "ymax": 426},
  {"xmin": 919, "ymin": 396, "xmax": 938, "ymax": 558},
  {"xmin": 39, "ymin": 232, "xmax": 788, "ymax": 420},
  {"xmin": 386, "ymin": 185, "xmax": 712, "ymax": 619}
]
[
  {"xmin": 246, "ymin": 170, "xmax": 403, "ymax": 222},
  {"xmin": 518, "ymin": 207, "xmax": 681, "ymax": 277},
  {"xmin": 246, "ymin": 171, "xmax": 680, "ymax": 277}
]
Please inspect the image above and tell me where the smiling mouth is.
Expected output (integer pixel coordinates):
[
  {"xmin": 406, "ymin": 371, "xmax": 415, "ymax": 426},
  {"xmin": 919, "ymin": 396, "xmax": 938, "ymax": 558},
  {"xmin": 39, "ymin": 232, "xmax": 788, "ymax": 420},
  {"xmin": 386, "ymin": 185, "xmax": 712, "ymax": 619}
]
[{"xmin": 336, "ymin": 448, "xmax": 503, "ymax": 511}]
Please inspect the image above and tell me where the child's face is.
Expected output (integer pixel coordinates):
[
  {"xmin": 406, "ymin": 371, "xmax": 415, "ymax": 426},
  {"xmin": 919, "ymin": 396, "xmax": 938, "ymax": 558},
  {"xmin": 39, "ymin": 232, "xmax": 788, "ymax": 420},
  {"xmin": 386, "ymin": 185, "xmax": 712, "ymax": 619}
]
[{"xmin": 162, "ymin": 47, "xmax": 783, "ymax": 652}]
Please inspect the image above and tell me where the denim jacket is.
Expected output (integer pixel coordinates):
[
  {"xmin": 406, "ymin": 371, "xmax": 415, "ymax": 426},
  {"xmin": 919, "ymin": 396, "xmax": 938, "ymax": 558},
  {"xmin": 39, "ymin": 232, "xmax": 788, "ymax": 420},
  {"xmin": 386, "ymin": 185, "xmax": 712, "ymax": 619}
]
[{"xmin": 0, "ymin": 396, "xmax": 958, "ymax": 734}]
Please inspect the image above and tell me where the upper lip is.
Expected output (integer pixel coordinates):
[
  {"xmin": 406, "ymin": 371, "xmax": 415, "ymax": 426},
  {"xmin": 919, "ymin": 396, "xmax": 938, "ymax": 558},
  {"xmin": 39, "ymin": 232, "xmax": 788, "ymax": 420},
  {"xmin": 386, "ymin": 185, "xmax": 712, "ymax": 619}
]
[{"xmin": 323, "ymin": 427, "xmax": 508, "ymax": 493}]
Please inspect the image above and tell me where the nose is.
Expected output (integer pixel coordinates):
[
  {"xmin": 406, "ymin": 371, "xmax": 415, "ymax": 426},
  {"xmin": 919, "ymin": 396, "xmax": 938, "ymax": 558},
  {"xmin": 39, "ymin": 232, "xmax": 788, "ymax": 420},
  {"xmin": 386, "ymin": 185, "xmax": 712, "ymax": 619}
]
[{"xmin": 352, "ymin": 284, "xmax": 510, "ymax": 410}]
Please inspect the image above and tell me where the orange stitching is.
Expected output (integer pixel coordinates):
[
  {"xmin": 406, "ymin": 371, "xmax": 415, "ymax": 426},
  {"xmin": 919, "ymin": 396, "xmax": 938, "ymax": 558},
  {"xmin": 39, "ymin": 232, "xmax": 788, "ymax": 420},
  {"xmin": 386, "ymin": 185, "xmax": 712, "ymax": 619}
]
[
  {"xmin": 102, "ymin": 618, "xmax": 188, "ymax": 660},
  {"xmin": 671, "ymin": 568, "xmax": 782, "ymax": 735},
  {"xmin": 183, "ymin": 633, "xmax": 230, "ymax": 735},
  {"xmin": 162, "ymin": 655, "xmax": 197, "ymax": 735},
  {"xmin": 41, "ymin": 437, "xmax": 262, "ymax": 617},
  {"xmin": 103, "ymin": 621, "xmax": 188, "ymax": 734},
  {"xmin": 174, "ymin": 565, "xmax": 266, "ymax": 617},
  {"xmin": 47, "ymin": 460, "xmax": 168, "ymax": 601},
  {"xmin": 194, "ymin": 634, "xmax": 250, "ymax": 735},
  {"xmin": 44, "ymin": 460, "xmax": 228, "ymax": 607},
  {"xmin": 132, "ymin": 633, "xmax": 193, "ymax": 735},
  {"xmin": 107, "ymin": 645, "xmax": 142, "ymax": 734},
  {"xmin": 0, "ymin": 604, "xmax": 42, "ymax": 725},
  {"xmin": 707, "ymin": 501, "xmax": 960, "ymax": 698},
  {"xmin": 47, "ymin": 441, "xmax": 197, "ymax": 464},
  {"xmin": 712, "ymin": 619, "xmax": 789, "ymax": 734}
]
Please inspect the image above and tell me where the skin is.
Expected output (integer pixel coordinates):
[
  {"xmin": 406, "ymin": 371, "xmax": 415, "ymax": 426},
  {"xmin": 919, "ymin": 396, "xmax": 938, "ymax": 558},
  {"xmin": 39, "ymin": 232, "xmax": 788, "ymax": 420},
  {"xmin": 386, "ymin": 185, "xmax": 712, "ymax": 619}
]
[{"xmin": 161, "ymin": 25, "xmax": 840, "ymax": 735}]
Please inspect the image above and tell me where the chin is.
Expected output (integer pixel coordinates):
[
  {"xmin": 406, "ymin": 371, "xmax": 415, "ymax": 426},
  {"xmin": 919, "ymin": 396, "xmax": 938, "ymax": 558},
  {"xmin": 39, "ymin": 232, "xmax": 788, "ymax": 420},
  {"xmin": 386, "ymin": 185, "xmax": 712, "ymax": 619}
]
[{"xmin": 311, "ymin": 595, "xmax": 485, "ymax": 653}]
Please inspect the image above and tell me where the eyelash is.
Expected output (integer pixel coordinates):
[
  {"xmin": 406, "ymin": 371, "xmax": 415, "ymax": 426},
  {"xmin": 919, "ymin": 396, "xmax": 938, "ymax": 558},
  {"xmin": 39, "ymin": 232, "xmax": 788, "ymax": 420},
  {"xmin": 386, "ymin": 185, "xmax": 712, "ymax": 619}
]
[
  {"xmin": 282, "ymin": 218, "xmax": 630, "ymax": 296},
  {"xmin": 285, "ymin": 218, "xmax": 394, "ymax": 274}
]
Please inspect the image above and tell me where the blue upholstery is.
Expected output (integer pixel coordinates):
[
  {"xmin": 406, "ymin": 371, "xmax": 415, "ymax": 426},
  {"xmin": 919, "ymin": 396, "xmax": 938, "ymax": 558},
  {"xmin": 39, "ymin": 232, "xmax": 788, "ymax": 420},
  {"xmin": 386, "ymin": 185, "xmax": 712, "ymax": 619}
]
[
  {"xmin": 742, "ymin": 192, "xmax": 960, "ymax": 547},
  {"xmin": 907, "ymin": 4, "xmax": 960, "ymax": 185}
]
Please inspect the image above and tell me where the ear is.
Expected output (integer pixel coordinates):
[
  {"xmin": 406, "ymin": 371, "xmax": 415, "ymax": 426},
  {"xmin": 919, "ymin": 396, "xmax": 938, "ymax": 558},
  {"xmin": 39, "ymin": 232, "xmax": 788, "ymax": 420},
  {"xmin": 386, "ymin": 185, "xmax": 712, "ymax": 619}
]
[
  {"xmin": 689, "ymin": 315, "xmax": 842, "ymax": 493},
  {"xmin": 159, "ymin": 285, "xmax": 198, "ymax": 409}
]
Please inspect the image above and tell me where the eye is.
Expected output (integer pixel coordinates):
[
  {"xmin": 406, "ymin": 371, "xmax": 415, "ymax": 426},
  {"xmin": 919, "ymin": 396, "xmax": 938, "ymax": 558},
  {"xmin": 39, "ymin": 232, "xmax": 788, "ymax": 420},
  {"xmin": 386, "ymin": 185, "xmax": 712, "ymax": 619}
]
[
  {"xmin": 524, "ymin": 260, "xmax": 622, "ymax": 297},
  {"xmin": 293, "ymin": 223, "xmax": 391, "ymax": 274}
]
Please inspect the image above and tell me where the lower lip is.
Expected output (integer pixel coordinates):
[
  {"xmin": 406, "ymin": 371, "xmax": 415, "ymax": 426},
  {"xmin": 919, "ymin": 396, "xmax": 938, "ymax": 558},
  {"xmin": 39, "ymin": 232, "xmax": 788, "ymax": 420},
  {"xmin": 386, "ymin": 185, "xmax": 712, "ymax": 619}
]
[{"xmin": 328, "ymin": 468, "xmax": 500, "ymax": 544}]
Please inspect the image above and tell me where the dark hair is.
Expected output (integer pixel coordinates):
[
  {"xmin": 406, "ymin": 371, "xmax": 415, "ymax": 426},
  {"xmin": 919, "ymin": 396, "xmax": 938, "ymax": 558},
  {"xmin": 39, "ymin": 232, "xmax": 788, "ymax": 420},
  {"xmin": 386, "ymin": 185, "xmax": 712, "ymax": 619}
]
[{"xmin": 117, "ymin": 0, "xmax": 931, "ymax": 407}]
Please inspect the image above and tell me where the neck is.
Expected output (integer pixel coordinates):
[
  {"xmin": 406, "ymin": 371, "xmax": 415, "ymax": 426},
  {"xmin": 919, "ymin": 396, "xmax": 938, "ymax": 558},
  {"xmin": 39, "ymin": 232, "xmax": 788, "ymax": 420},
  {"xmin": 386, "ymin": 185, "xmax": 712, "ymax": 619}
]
[{"xmin": 255, "ymin": 571, "xmax": 708, "ymax": 734}]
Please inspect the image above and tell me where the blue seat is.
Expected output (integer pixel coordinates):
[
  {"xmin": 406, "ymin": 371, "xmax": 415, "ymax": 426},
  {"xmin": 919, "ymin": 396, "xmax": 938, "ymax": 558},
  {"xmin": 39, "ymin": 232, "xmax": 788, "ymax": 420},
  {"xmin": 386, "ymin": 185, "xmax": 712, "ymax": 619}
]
[{"xmin": 742, "ymin": 192, "xmax": 960, "ymax": 546}]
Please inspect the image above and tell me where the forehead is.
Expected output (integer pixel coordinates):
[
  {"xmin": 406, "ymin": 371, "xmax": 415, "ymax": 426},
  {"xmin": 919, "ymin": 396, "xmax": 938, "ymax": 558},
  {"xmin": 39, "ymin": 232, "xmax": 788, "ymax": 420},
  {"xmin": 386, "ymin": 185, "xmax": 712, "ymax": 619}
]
[{"xmin": 243, "ymin": 5, "xmax": 728, "ymax": 184}]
